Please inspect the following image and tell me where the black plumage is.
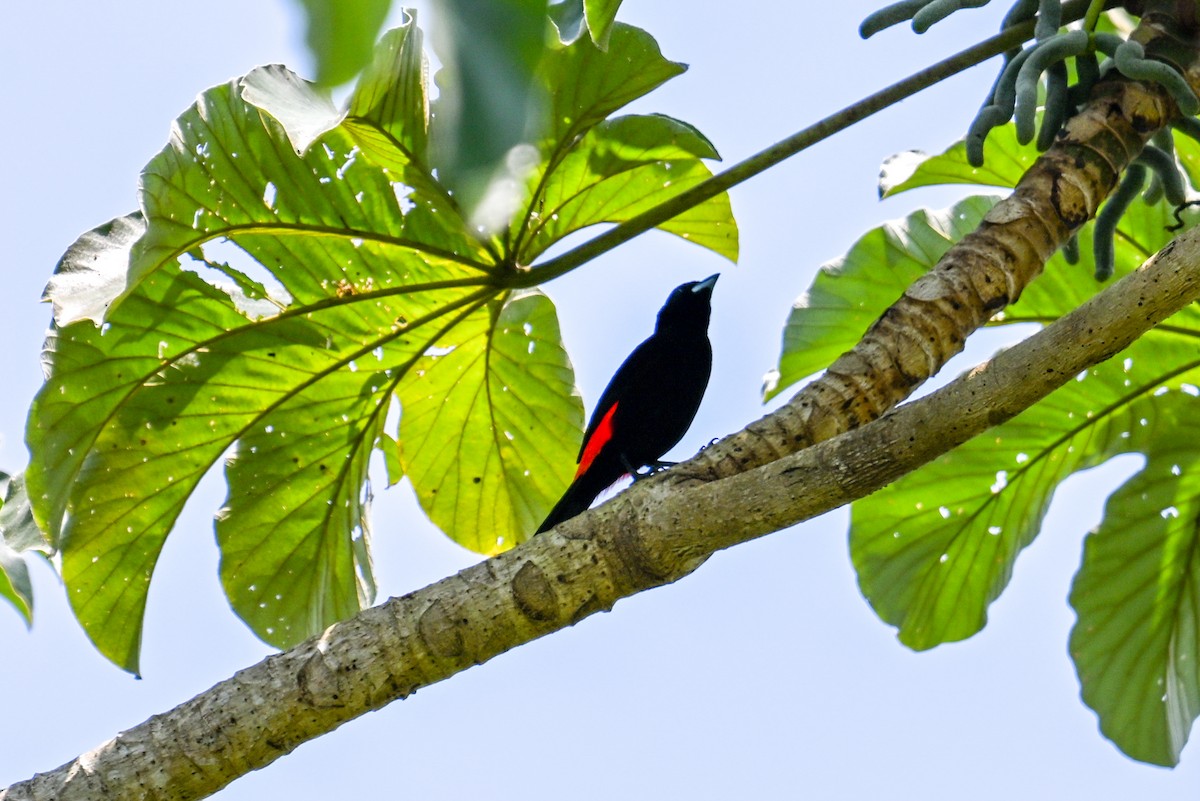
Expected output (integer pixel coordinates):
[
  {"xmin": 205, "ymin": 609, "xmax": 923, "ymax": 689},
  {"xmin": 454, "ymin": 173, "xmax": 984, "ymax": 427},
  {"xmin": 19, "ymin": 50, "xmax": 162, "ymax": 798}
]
[{"xmin": 536, "ymin": 274, "xmax": 718, "ymax": 533}]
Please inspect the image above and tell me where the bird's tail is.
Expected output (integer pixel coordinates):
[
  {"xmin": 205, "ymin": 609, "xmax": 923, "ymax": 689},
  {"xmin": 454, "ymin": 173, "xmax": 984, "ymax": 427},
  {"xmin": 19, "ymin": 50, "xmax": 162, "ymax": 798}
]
[{"xmin": 535, "ymin": 468, "xmax": 618, "ymax": 534}]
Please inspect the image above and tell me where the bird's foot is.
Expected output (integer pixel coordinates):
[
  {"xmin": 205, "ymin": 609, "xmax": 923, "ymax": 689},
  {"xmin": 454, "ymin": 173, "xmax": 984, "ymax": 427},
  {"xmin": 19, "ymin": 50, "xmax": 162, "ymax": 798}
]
[{"xmin": 631, "ymin": 460, "xmax": 677, "ymax": 481}]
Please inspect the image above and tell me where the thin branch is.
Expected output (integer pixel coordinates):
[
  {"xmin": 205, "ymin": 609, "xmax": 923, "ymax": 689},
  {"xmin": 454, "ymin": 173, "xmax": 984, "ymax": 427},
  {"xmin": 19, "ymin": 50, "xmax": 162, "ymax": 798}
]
[{"xmin": 515, "ymin": 0, "xmax": 1102, "ymax": 287}]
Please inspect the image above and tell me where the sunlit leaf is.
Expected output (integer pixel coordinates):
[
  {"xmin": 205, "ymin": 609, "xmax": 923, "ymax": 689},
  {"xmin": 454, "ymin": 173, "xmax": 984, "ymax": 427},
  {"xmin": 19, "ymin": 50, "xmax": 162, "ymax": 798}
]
[
  {"xmin": 1071, "ymin": 402, "xmax": 1200, "ymax": 766},
  {"xmin": 241, "ymin": 66, "xmax": 345, "ymax": 155},
  {"xmin": 28, "ymin": 15, "xmax": 730, "ymax": 669},
  {"xmin": 852, "ymin": 331, "xmax": 1200, "ymax": 650},
  {"xmin": 29, "ymin": 67, "xmax": 491, "ymax": 668},
  {"xmin": 513, "ymin": 28, "xmax": 734, "ymax": 263},
  {"xmin": 541, "ymin": 22, "xmax": 684, "ymax": 147},
  {"xmin": 349, "ymin": 14, "xmax": 430, "ymax": 159},
  {"xmin": 519, "ymin": 114, "xmax": 736, "ymax": 263},
  {"xmin": 879, "ymin": 123, "xmax": 1035, "ymax": 198},
  {"xmin": 399, "ymin": 291, "xmax": 583, "ymax": 554},
  {"xmin": 44, "ymin": 213, "xmax": 146, "ymax": 326},
  {"xmin": 842, "ymin": 187, "xmax": 1198, "ymax": 651}
]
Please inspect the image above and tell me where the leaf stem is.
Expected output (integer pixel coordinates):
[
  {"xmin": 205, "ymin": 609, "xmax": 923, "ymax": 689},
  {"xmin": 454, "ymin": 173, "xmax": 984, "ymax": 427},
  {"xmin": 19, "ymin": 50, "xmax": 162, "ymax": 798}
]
[
  {"xmin": 1083, "ymin": 0, "xmax": 1107, "ymax": 32},
  {"xmin": 519, "ymin": 0, "xmax": 1100, "ymax": 288}
]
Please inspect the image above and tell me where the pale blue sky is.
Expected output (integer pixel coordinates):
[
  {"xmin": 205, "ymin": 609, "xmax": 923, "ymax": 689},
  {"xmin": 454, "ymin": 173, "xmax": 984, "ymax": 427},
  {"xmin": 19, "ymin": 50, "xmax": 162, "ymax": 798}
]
[{"xmin": 1, "ymin": 2, "xmax": 1197, "ymax": 798}]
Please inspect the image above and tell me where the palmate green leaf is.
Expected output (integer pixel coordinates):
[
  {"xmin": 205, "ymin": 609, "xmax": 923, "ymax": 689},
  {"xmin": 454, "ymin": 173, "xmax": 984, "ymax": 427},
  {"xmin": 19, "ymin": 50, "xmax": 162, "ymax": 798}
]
[
  {"xmin": 837, "ymin": 190, "xmax": 1197, "ymax": 654},
  {"xmin": 767, "ymin": 113, "xmax": 1198, "ymax": 760},
  {"xmin": 852, "ymin": 328, "xmax": 1200, "ymax": 650},
  {"xmin": 802, "ymin": 121, "xmax": 1200, "ymax": 762},
  {"xmin": 398, "ymin": 291, "xmax": 582, "ymax": 554},
  {"xmin": 28, "ymin": 67, "xmax": 495, "ymax": 668},
  {"xmin": 847, "ymin": 193, "xmax": 1200, "ymax": 655},
  {"xmin": 1070, "ymin": 398, "xmax": 1200, "ymax": 766},
  {"xmin": 30, "ymin": 15, "xmax": 728, "ymax": 669},
  {"xmin": 518, "ymin": 114, "xmax": 737, "ymax": 263},
  {"xmin": 513, "ymin": 26, "xmax": 736, "ymax": 264},
  {"xmin": 294, "ymin": 0, "xmax": 394, "ymax": 87}
]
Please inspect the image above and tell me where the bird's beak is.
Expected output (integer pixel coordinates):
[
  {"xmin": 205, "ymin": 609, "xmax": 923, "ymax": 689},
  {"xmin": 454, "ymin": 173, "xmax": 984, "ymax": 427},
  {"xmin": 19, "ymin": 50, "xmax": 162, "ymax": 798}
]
[{"xmin": 692, "ymin": 274, "xmax": 719, "ymax": 293}]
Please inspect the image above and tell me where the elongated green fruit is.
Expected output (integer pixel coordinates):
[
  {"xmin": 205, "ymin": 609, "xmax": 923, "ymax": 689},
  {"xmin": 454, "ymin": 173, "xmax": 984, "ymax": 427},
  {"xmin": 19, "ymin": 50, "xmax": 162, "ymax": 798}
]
[
  {"xmin": 1171, "ymin": 116, "xmax": 1200, "ymax": 142},
  {"xmin": 913, "ymin": 0, "xmax": 989, "ymax": 33},
  {"xmin": 1015, "ymin": 29, "xmax": 1089, "ymax": 144},
  {"xmin": 966, "ymin": 41, "xmax": 1037, "ymax": 163},
  {"xmin": 1068, "ymin": 50, "xmax": 1100, "ymax": 109},
  {"xmin": 1114, "ymin": 39, "xmax": 1200, "ymax": 115},
  {"xmin": 1062, "ymin": 232, "xmax": 1080, "ymax": 265},
  {"xmin": 1134, "ymin": 145, "xmax": 1185, "ymax": 206},
  {"xmin": 1002, "ymin": 0, "xmax": 1039, "ymax": 28},
  {"xmin": 860, "ymin": 0, "xmax": 929, "ymax": 38},
  {"xmin": 1038, "ymin": 61, "xmax": 1070, "ymax": 150},
  {"xmin": 1035, "ymin": 0, "xmax": 1062, "ymax": 39},
  {"xmin": 1093, "ymin": 163, "xmax": 1146, "ymax": 280},
  {"xmin": 1092, "ymin": 32, "xmax": 1124, "ymax": 57},
  {"xmin": 994, "ymin": 44, "xmax": 1036, "ymax": 112},
  {"xmin": 967, "ymin": 104, "xmax": 1012, "ymax": 167}
]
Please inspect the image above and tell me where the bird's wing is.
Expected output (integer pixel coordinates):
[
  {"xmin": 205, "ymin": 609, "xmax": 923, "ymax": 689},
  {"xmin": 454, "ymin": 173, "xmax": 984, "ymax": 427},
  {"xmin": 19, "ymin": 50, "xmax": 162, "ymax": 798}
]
[{"xmin": 576, "ymin": 336, "xmax": 654, "ymax": 462}]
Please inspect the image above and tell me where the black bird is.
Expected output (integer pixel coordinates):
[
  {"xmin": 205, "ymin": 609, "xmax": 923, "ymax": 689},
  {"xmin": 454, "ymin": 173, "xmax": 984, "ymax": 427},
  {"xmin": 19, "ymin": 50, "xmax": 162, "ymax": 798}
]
[{"xmin": 536, "ymin": 274, "xmax": 718, "ymax": 534}]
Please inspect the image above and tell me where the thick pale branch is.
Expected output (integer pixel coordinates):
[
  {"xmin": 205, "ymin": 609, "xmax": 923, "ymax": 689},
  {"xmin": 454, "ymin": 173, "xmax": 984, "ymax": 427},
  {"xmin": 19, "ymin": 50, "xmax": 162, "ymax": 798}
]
[
  {"xmin": 7, "ymin": 212, "xmax": 1200, "ymax": 801},
  {"xmin": 681, "ymin": 10, "xmax": 1200, "ymax": 482}
]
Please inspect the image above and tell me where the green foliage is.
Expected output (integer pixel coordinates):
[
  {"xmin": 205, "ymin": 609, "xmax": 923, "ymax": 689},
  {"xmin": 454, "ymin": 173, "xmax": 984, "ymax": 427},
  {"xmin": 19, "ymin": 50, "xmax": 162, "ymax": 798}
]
[
  {"xmin": 1071, "ymin": 411, "xmax": 1200, "ymax": 767},
  {"xmin": 771, "ymin": 122, "xmax": 1200, "ymax": 765},
  {"xmin": 549, "ymin": 0, "xmax": 625, "ymax": 47},
  {"xmin": 28, "ymin": 14, "xmax": 734, "ymax": 672},
  {"xmin": 295, "ymin": 0, "xmax": 394, "ymax": 87},
  {"xmin": 429, "ymin": 0, "xmax": 549, "ymax": 215},
  {"xmin": 0, "ymin": 473, "xmax": 46, "ymax": 625}
]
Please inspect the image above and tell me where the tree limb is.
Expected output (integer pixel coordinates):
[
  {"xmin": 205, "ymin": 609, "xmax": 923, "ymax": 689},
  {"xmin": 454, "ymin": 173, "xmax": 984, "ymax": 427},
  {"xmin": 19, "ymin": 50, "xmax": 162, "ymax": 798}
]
[
  {"xmin": 681, "ymin": 5, "xmax": 1200, "ymax": 482},
  {"xmin": 6, "ymin": 192, "xmax": 1200, "ymax": 801}
]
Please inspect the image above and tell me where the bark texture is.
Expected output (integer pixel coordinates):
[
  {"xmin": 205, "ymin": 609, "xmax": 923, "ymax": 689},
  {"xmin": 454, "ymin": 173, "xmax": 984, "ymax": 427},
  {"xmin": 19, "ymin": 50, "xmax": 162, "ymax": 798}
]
[
  {"xmin": 6, "ymin": 196, "xmax": 1200, "ymax": 801},
  {"xmin": 678, "ymin": 8, "xmax": 1200, "ymax": 483}
]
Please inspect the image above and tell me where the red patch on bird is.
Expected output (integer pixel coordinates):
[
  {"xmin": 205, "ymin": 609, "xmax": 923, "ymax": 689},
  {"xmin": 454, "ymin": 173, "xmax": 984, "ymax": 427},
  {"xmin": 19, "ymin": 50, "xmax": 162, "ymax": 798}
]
[{"xmin": 576, "ymin": 402, "xmax": 618, "ymax": 479}]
